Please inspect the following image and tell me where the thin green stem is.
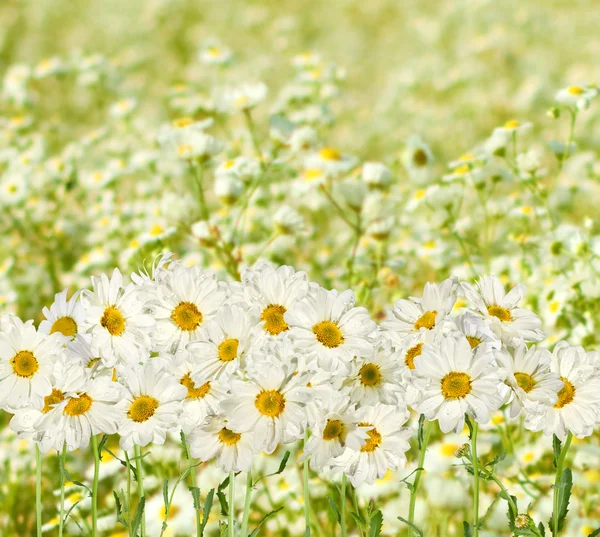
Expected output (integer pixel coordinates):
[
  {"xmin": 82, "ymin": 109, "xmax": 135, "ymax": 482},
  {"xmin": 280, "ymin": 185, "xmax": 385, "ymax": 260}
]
[
  {"xmin": 58, "ymin": 445, "xmax": 66, "ymax": 537},
  {"xmin": 408, "ymin": 420, "xmax": 434, "ymax": 537},
  {"xmin": 125, "ymin": 450, "xmax": 133, "ymax": 537},
  {"xmin": 91, "ymin": 435, "xmax": 100, "ymax": 537},
  {"xmin": 35, "ymin": 445, "xmax": 42, "ymax": 537},
  {"xmin": 190, "ymin": 161, "xmax": 209, "ymax": 220},
  {"xmin": 319, "ymin": 184, "xmax": 360, "ymax": 232},
  {"xmin": 240, "ymin": 470, "xmax": 253, "ymax": 537},
  {"xmin": 471, "ymin": 422, "xmax": 480, "ymax": 537},
  {"xmin": 552, "ymin": 432, "xmax": 573, "ymax": 536},
  {"xmin": 181, "ymin": 432, "xmax": 202, "ymax": 536},
  {"xmin": 134, "ymin": 445, "xmax": 146, "ymax": 537},
  {"xmin": 228, "ymin": 471, "xmax": 235, "ymax": 537},
  {"xmin": 340, "ymin": 473, "xmax": 347, "ymax": 537},
  {"xmin": 303, "ymin": 432, "xmax": 311, "ymax": 536}
]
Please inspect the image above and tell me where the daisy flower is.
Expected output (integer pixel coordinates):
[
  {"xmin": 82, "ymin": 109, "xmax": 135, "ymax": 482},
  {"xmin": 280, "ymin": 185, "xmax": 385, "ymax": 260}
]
[
  {"xmin": 287, "ymin": 286, "xmax": 377, "ymax": 373},
  {"xmin": 0, "ymin": 317, "xmax": 64, "ymax": 411},
  {"xmin": 461, "ymin": 275, "xmax": 545, "ymax": 344},
  {"xmin": 301, "ymin": 394, "xmax": 369, "ymax": 470},
  {"xmin": 188, "ymin": 414, "xmax": 257, "ymax": 473},
  {"xmin": 332, "ymin": 403, "xmax": 412, "ymax": 487},
  {"xmin": 39, "ymin": 289, "xmax": 86, "ymax": 340},
  {"xmin": 444, "ymin": 312, "xmax": 500, "ymax": 352},
  {"xmin": 116, "ymin": 362, "xmax": 187, "ymax": 450},
  {"xmin": 525, "ymin": 342, "xmax": 600, "ymax": 440},
  {"xmin": 555, "ymin": 84, "xmax": 598, "ymax": 109},
  {"xmin": 150, "ymin": 264, "xmax": 226, "ymax": 354},
  {"xmin": 81, "ymin": 268, "xmax": 155, "ymax": 366},
  {"xmin": 221, "ymin": 358, "xmax": 311, "ymax": 454},
  {"xmin": 381, "ymin": 276, "xmax": 459, "ymax": 347},
  {"xmin": 496, "ymin": 343, "xmax": 563, "ymax": 418},
  {"xmin": 412, "ymin": 335, "xmax": 505, "ymax": 433}
]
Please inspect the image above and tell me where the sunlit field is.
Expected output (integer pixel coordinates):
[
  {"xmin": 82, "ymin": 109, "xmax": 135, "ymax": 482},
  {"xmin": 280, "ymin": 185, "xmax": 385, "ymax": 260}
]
[{"xmin": 1, "ymin": 1, "xmax": 600, "ymax": 536}]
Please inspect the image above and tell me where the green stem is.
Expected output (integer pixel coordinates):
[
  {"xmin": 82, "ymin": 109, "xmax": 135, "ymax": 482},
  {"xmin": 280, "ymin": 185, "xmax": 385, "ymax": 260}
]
[
  {"xmin": 228, "ymin": 471, "xmax": 235, "ymax": 537},
  {"xmin": 552, "ymin": 432, "xmax": 573, "ymax": 536},
  {"xmin": 125, "ymin": 451, "xmax": 133, "ymax": 537},
  {"xmin": 58, "ymin": 445, "xmax": 66, "ymax": 537},
  {"xmin": 91, "ymin": 435, "xmax": 100, "ymax": 537},
  {"xmin": 240, "ymin": 470, "xmax": 253, "ymax": 537},
  {"xmin": 408, "ymin": 420, "xmax": 434, "ymax": 537},
  {"xmin": 35, "ymin": 445, "xmax": 42, "ymax": 537},
  {"xmin": 134, "ymin": 445, "xmax": 146, "ymax": 537},
  {"xmin": 471, "ymin": 422, "xmax": 480, "ymax": 537},
  {"xmin": 340, "ymin": 473, "xmax": 347, "ymax": 537},
  {"xmin": 181, "ymin": 433, "xmax": 202, "ymax": 536},
  {"xmin": 191, "ymin": 161, "xmax": 209, "ymax": 220},
  {"xmin": 303, "ymin": 432, "xmax": 311, "ymax": 536}
]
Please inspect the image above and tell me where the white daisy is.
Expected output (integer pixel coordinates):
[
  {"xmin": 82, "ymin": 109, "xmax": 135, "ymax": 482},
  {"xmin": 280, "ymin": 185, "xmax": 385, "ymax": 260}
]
[
  {"xmin": 287, "ymin": 285, "xmax": 377, "ymax": 373},
  {"xmin": 412, "ymin": 335, "xmax": 505, "ymax": 433},
  {"xmin": 39, "ymin": 289, "xmax": 86, "ymax": 340},
  {"xmin": 555, "ymin": 84, "xmax": 597, "ymax": 109},
  {"xmin": 116, "ymin": 362, "xmax": 187, "ymax": 450},
  {"xmin": 461, "ymin": 275, "xmax": 545, "ymax": 344}
]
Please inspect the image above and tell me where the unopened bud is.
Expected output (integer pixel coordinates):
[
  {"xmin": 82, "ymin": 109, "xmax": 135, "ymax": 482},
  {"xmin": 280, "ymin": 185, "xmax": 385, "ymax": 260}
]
[
  {"xmin": 515, "ymin": 514, "xmax": 531, "ymax": 529},
  {"xmin": 455, "ymin": 443, "xmax": 471, "ymax": 458}
]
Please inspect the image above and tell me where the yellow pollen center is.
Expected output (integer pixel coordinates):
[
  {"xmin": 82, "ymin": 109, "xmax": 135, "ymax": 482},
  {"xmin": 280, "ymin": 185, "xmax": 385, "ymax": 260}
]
[
  {"xmin": 180, "ymin": 373, "xmax": 211, "ymax": 399},
  {"xmin": 515, "ymin": 372, "xmax": 536, "ymax": 393},
  {"xmin": 218, "ymin": 427, "xmax": 242, "ymax": 446},
  {"xmin": 466, "ymin": 336, "xmax": 482, "ymax": 348},
  {"xmin": 10, "ymin": 351, "xmax": 39, "ymax": 378},
  {"xmin": 441, "ymin": 372, "xmax": 472, "ymax": 399},
  {"xmin": 42, "ymin": 389, "xmax": 65, "ymax": 413},
  {"xmin": 63, "ymin": 393, "xmax": 93, "ymax": 417},
  {"xmin": 322, "ymin": 419, "xmax": 345, "ymax": 441},
  {"xmin": 555, "ymin": 377, "xmax": 575, "ymax": 408},
  {"xmin": 312, "ymin": 320, "xmax": 344, "ymax": 348},
  {"xmin": 128, "ymin": 395, "xmax": 159, "ymax": 422},
  {"xmin": 359, "ymin": 363, "xmax": 382, "ymax": 387},
  {"xmin": 405, "ymin": 343, "xmax": 423, "ymax": 370},
  {"xmin": 567, "ymin": 85, "xmax": 584, "ymax": 95},
  {"xmin": 487, "ymin": 305, "xmax": 512, "ymax": 322},
  {"xmin": 171, "ymin": 302, "xmax": 203, "ymax": 331},
  {"xmin": 504, "ymin": 119, "xmax": 520, "ymax": 129},
  {"xmin": 218, "ymin": 338, "xmax": 239, "ymax": 362},
  {"xmin": 255, "ymin": 390, "xmax": 286, "ymax": 418},
  {"xmin": 100, "ymin": 306, "xmax": 125, "ymax": 336},
  {"xmin": 50, "ymin": 316, "xmax": 78, "ymax": 337},
  {"xmin": 319, "ymin": 147, "xmax": 341, "ymax": 161},
  {"xmin": 261, "ymin": 304, "xmax": 288, "ymax": 335},
  {"xmin": 414, "ymin": 310, "xmax": 437, "ymax": 330},
  {"xmin": 173, "ymin": 117, "xmax": 193, "ymax": 128},
  {"xmin": 359, "ymin": 424, "xmax": 382, "ymax": 453}
]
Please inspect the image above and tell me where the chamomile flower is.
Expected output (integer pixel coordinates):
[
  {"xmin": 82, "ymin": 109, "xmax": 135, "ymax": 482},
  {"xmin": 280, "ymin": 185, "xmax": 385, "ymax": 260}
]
[
  {"xmin": 116, "ymin": 362, "xmax": 187, "ymax": 450},
  {"xmin": 401, "ymin": 135, "xmax": 435, "ymax": 185},
  {"xmin": 332, "ymin": 403, "xmax": 412, "ymax": 487},
  {"xmin": 555, "ymin": 84, "xmax": 598, "ymax": 109},
  {"xmin": 461, "ymin": 275, "xmax": 545, "ymax": 344},
  {"xmin": 81, "ymin": 268, "xmax": 154, "ymax": 366},
  {"xmin": 0, "ymin": 318, "xmax": 64, "ymax": 411},
  {"xmin": 39, "ymin": 289, "xmax": 85, "ymax": 340},
  {"xmin": 222, "ymin": 360, "xmax": 310, "ymax": 454},
  {"xmin": 188, "ymin": 414, "xmax": 257, "ymax": 473},
  {"xmin": 412, "ymin": 335, "xmax": 505, "ymax": 433},
  {"xmin": 222, "ymin": 82, "xmax": 268, "ymax": 112},
  {"xmin": 287, "ymin": 286, "xmax": 377, "ymax": 373},
  {"xmin": 526, "ymin": 342, "xmax": 600, "ymax": 440},
  {"xmin": 198, "ymin": 44, "xmax": 233, "ymax": 65},
  {"xmin": 304, "ymin": 147, "xmax": 357, "ymax": 176}
]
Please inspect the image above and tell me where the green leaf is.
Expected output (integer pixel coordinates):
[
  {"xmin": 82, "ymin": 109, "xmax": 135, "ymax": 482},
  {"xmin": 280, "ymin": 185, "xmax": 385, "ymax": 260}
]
[
  {"xmin": 328, "ymin": 497, "xmax": 341, "ymax": 524},
  {"xmin": 189, "ymin": 486, "xmax": 202, "ymax": 511},
  {"xmin": 162, "ymin": 479, "xmax": 170, "ymax": 514},
  {"xmin": 465, "ymin": 415, "xmax": 474, "ymax": 440},
  {"xmin": 131, "ymin": 496, "xmax": 146, "ymax": 537},
  {"xmin": 105, "ymin": 446, "xmax": 137, "ymax": 481},
  {"xmin": 97, "ymin": 434, "xmax": 108, "ymax": 461},
  {"xmin": 588, "ymin": 528, "xmax": 600, "ymax": 537},
  {"xmin": 538, "ymin": 522, "xmax": 546, "ymax": 536},
  {"xmin": 200, "ymin": 489, "xmax": 214, "ymax": 536},
  {"xmin": 417, "ymin": 414, "xmax": 425, "ymax": 450},
  {"xmin": 249, "ymin": 506, "xmax": 284, "ymax": 537},
  {"xmin": 253, "ymin": 451, "xmax": 291, "ymax": 487},
  {"xmin": 62, "ymin": 466, "xmax": 92, "ymax": 497},
  {"xmin": 369, "ymin": 510, "xmax": 383, "ymax": 537},
  {"xmin": 463, "ymin": 521, "xmax": 473, "ymax": 537},
  {"xmin": 479, "ymin": 496, "xmax": 498, "ymax": 528},
  {"xmin": 552, "ymin": 435, "xmax": 562, "ymax": 469},
  {"xmin": 217, "ymin": 475, "xmax": 231, "ymax": 516},
  {"xmin": 397, "ymin": 517, "xmax": 423, "ymax": 537},
  {"xmin": 554, "ymin": 468, "xmax": 572, "ymax": 533}
]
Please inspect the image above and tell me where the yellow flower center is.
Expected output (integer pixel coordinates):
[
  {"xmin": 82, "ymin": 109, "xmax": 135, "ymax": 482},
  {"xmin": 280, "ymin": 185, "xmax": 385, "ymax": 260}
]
[
  {"xmin": 405, "ymin": 343, "xmax": 423, "ymax": 370},
  {"xmin": 515, "ymin": 372, "xmax": 536, "ymax": 393},
  {"xmin": 128, "ymin": 395, "xmax": 159, "ymax": 422},
  {"xmin": 554, "ymin": 377, "xmax": 575, "ymax": 408},
  {"xmin": 255, "ymin": 389, "xmax": 286, "ymax": 418},
  {"xmin": 218, "ymin": 338, "xmax": 239, "ymax": 362},
  {"xmin": 322, "ymin": 419, "xmax": 345, "ymax": 441},
  {"xmin": 303, "ymin": 168, "xmax": 323, "ymax": 181},
  {"xmin": 261, "ymin": 304, "xmax": 288, "ymax": 335},
  {"xmin": 466, "ymin": 336, "xmax": 482, "ymax": 348},
  {"xmin": 218, "ymin": 427, "xmax": 242, "ymax": 446},
  {"xmin": 63, "ymin": 393, "xmax": 93, "ymax": 417},
  {"xmin": 504, "ymin": 119, "xmax": 520, "ymax": 129},
  {"xmin": 487, "ymin": 305, "xmax": 512, "ymax": 322},
  {"xmin": 172, "ymin": 117, "xmax": 194, "ymax": 128},
  {"xmin": 42, "ymin": 388, "xmax": 65, "ymax": 413},
  {"xmin": 50, "ymin": 316, "xmax": 78, "ymax": 337},
  {"xmin": 359, "ymin": 424, "xmax": 382, "ymax": 453},
  {"xmin": 567, "ymin": 85, "xmax": 584, "ymax": 95},
  {"xmin": 312, "ymin": 320, "xmax": 344, "ymax": 348},
  {"xmin": 10, "ymin": 351, "xmax": 39, "ymax": 378},
  {"xmin": 414, "ymin": 310, "xmax": 437, "ymax": 330},
  {"xmin": 101, "ymin": 306, "xmax": 125, "ymax": 336},
  {"xmin": 180, "ymin": 373, "xmax": 211, "ymax": 399},
  {"xmin": 441, "ymin": 372, "xmax": 472, "ymax": 399},
  {"xmin": 171, "ymin": 302, "xmax": 203, "ymax": 331},
  {"xmin": 319, "ymin": 147, "xmax": 341, "ymax": 161},
  {"xmin": 359, "ymin": 363, "xmax": 382, "ymax": 387},
  {"xmin": 412, "ymin": 148, "xmax": 429, "ymax": 167}
]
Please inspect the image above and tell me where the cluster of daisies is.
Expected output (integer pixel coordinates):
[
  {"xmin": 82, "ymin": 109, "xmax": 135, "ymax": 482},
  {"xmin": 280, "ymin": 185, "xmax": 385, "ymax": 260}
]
[{"xmin": 3, "ymin": 254, "xmax": 600, "ymax": 490}]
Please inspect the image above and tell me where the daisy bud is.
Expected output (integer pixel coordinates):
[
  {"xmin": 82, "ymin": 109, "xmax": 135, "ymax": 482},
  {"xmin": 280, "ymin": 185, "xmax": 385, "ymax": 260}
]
[
  {"xmin": 515, "ymin": 514, "xmax": 532, "ymax": 529},
  {"xmin": 455, "ymin": 443, "xmax": 471, "ymax": 458},
  {"xmin": 547, "ymin": 107, "xmax": 560, "ymax": 119}
]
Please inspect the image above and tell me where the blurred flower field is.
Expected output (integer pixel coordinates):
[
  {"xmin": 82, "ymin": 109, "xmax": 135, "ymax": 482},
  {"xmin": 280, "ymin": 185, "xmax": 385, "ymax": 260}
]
[{"xmin": 1, "ymin": 0, "xmax": 600, "ymax": 536}]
